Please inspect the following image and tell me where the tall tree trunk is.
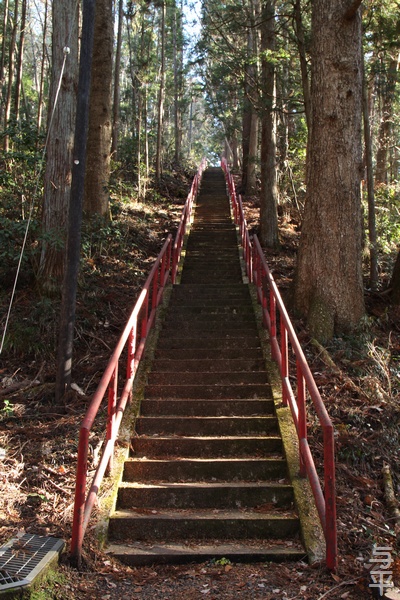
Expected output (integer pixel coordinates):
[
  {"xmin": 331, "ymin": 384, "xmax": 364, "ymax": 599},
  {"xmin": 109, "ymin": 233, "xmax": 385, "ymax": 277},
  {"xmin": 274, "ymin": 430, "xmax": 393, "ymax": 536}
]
[
  {"xmin": 247, "ymin": 109, "xmax": 258, "ymax": 194},
  {"xmin": 362, "ymin": 51, "xmax": 378, "ymax": 290},
  {"xmin": 241, "ymin": 93, "xmax": 251, "ymax": 193},
  {"xmin": 155, "ymin": 0, "xmax": 166, "ymax": 182},
  {"xmin": 294, "ymin": 0, "xmax": 364, "ymax": 342},
  {"xmin": 56, "ymin": 0, "xmax": 96, "ymax": 401},
  {"xmin": 111, "ymin": 0, "xmax": 123, "ymax": 159},
  {"xmin": 293, "ymin": 0, "xmax": 311, "ymax": 131},
  {"xmin": 39, "ymin": 0, "xmax": 79, "ymax": 294},
  {"xmin": 3, "ymin": 0, "xmax": 19, "ymax": 152},
  {"xmin": 390, "ymin": 250, "xmax": 400, "ymax": 305},
  {"xmin": 293, "ymin": 0, "xmax": 312, "ymax": 185},
  {"xmin": 231, "ymin": 133, "xmax": 240, "ymax": 170},
  {"xmin": 137, "ymin": 87, "xmax": 143, "ymax": 198},
  {"xmin": 84, "ymin": 0, "xmax": 114, "ymax": 217},
  {"xmin": 242, "ymin": 10, "xmax": 259, "ymax": 195},
  {"xmin": 36, "ymin": 0, "xmax": 48, "ymax": 140},
  {"xmin": 259, "ymin": 0, "xmax": 279, "ymax": 249},
  {"xmin": 173, "ymin": 0, "xmax": 183, "ymax": 165},
  {"xmin": 13, "ymin": 0, "xmax": 26, "ymax": 123},
  {"xmin": 0, "ymin": 0, "xmax": 10, "ymax": 122},
  {"xmin": 144, "ymin": 82, "xmax": 149, "ymax": 187},
  {"xmin": 374, "ymin": 54, "xmax": 400, "ymax": 185}
]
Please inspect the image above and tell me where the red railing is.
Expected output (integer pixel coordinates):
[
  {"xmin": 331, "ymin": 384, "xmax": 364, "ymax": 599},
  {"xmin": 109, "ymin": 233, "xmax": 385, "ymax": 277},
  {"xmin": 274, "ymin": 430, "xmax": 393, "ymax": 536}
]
[
  {"xmin": 70, "ymin": 160, "xmax": 206, "ymax": 565},
  {"xmin": 172, "ymin": 158, "xmax": 207, "ymax": 283},
  {"xmin": 221, "ymin": 157, "xmax": 337, "ymax": 571}
]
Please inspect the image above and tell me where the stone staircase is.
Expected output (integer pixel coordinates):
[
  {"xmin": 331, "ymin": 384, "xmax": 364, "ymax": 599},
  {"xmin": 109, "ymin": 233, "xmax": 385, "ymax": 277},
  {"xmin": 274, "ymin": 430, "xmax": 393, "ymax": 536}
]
[{"xmin": 107, "ymin": 168, "xmax": 306, "ymax": 565}]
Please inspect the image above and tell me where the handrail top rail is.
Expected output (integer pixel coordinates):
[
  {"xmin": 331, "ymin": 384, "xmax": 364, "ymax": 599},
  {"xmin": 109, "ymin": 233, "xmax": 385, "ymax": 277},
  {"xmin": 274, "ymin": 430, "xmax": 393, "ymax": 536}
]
[
  {"xmin": 80, "ymin": 234, "xmax": 172, "ymax": 432},
  {"xmin": 253, "ymin": 234, "xmax": 333, "ymax": 430}
]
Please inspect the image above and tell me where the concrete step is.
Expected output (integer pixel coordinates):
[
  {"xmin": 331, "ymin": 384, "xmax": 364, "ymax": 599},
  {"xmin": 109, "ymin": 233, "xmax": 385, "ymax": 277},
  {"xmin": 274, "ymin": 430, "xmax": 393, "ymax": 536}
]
[
  {"xmin": 187, "ymin": 230, "xmax": 237, "ymax": 238},
  {"xmin": 169, "ymin": 298, "xmax": 252, "ymax": 309},
  {"xmin": 181, "ymin": 259, "xmax": 243, "ymax": 269},
  {"xmin": 191, "ymin": 226, "xmax": 235, "ymax": 231},
  {"xmin": 116, "ymin": 481, "xmax": 295, "ymax": 510},
  {"xmin": 159, "ymin": 326, "xmax": 259, "ymax": 339},
  {"xmin": 139, "ymin": 399, "xmax": 275, "ymax": 417},
  {"xmin": 162, "ymin": 306, "xmax": 255, "ymax": 318},
  {"xmin": 161, "ymin": 318, "xmax": 258, "ymax": 335},
  {"xmin": 122, "ymin": 457, "xmax": 288, "ymax": 482},
  {"xmin": 147, "ymin": 371, "xmax": 268, "ymax": 386},
  {"xmin": 154, "ymin": 347, "xmax": 264, "ymax": 360},
  {"xmin": 181, "ymin": 251, "xmax": 241, "ymax": 260},
  {"xmin": 131, "ymin": 435, "xmax": 283, "ymax": 458},
  {"xmin": 108, "ymin": 508, "xmax": 300, "ymax": 542},
  {"xmin": 135, "ymin": 416, "xmax": 279, "ymax": 436},
  {"xmin": 144, "ymin": 383, "xmax": 270, "ymax": 399},
  {"xmin": 151, "ymin": 358, "xmax": 266, "ymax": 372},
  {"xmin": 180, "ymin": 273, "xmax": 243, "ymax": 284},
  {"xmin": 156, "ymin": 337, "xmax": 262, "ymax": 350},
  {"xmin": 170, "ymin": 289, "xmax": 252, "ymax": 305},
  {"xmin": 159, "ymin": 326, "xmax": 259, "ymax": 338},
  {"xmin": 181, "ymin": 264, "xmax": 242, "ymax": 274},
  {"xmin": 171, "ymin": 283, "xmax": 251, "ymax": 295},
  {"xmin": 106, "ymin": 541, "xmax": 306, "ymax": 566}
]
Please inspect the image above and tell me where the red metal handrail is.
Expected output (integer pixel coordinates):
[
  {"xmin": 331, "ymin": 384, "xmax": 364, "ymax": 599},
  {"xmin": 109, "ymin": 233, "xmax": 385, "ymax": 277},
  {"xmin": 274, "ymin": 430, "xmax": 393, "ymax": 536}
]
[
  {"xmin": 221, "ymin": 157, "xmax": 337, "ymax": 571},
  {"xmin": 172, "ymin": 158, "xmax": 207, "ymax": 283},
  {"xmin": 70, "ymin": 161, "xmax": 206, "ymax": 565}
]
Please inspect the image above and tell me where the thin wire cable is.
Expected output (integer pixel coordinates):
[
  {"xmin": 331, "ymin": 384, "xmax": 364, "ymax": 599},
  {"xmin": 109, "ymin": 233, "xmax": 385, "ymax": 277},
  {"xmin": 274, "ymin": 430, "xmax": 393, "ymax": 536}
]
[{"xmin": 1, "ymin": 0, "xmax": 80, "ymax": 354}]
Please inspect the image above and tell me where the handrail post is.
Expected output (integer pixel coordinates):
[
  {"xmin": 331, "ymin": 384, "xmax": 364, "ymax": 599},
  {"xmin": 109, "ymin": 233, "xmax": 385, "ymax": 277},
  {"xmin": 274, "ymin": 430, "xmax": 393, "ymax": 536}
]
[
  {"xmin": 247, "ymin": 236, "xmax": 253, "ymax": 282},
  {"xmin": 253, "ymin": 247, "xmax": 260, "ymax": 300},
  {"xmin": 297, "ymin": 360, "xmax": 307, "ymax": 477},
  {"xmin": 281, "ymin": 315, "xmax": 289, "ymax": 406},
  {"xmin": 141, "ymin": 295, "xmax": 149, "ymax": 340},
  {"xmin": 160, "ymin": 242, "xmax": 167, "ymax": 292},
  {"xmin": 127, "ymin": 324, "xmax": 136, "ymax": 380},
  {"xmin": 152, "ymin": 264, "xmax": 159, "ymax": 311},
  {"xmin": 261, "ymin": 267, "xmax": 268, "ymax": 328},
  {"xmin": 106, "ymin": 367, "xmax": 118, "ymax": 475},
  {"xmin": 324, "ymin": 426, "xmax": 337, "ymax": 571},
  {"xmin": 70, "ymin": 426, "xmax": 90, "ymax": 566}
]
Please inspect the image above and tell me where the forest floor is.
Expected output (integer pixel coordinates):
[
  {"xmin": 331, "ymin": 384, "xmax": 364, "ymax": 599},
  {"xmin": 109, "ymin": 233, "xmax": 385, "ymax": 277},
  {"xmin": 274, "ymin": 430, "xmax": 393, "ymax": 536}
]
[{"xmin": 0, "ymin": 169, "xmax": 399, "ymax": 599}]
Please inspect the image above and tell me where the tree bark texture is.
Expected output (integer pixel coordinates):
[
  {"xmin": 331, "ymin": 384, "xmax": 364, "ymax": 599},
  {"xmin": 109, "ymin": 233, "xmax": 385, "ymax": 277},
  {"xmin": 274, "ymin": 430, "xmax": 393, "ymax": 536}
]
[
  {"xmin": 241, "ymin": 93, "xmax": 251, "ymax": 193},
  {"xmin": 362, "ymin": 51, "xmax": 378, "ymax": 290},
  {"xmin": 293, "ymin": 0, "xmax": 311, "ymax": 132},
  {"xmin": 56, "ymin": 0, "xmax": 96, "ymax": 401},
  {"xmin": 13, "ymin": 0, "xmax": 26, "ymax": 122},
  {"xmin": 40, "ymin": 0, "xmax": 79, "ymax": 293},
  {"xmin": 390, "ymin": 249, "xmax": 400, "ymax": 305},
  {"xmin": 294, "ymin": 0, "xmax": 365, "ymax": 342},
  {"xmin": 374, "ymin": 55, "xmax": 399, "ymax": 185},
  {"xmin": 242, "ymin": 18, "xmax": 258, "ymax": 195},
  {"xmin": 155, "ymin": 0, "xmax": 166, "ymax": 181},
  {"xmin": 84, "ymin": 0, "xmax": 114, "ymax": 217},
  {"xmin": 173, "ymin": 0, "xmax": 183, "ymax": 164},
  {"xmin": 259, "ymin": 0, "xmax": 279, "ymax": 249},
  {"xmin": 36, "ymin": 0, "xmax": 48, "ymax": 139},
  {"xmin": 3, "ymin": 0, "xmax": 19, "ymax": 151},
  {"xmin": 0, "ymin": 0, "xmax": 9, "ymax": 105},
  {"xmin": 111, "ymin": 0, "xmax": 124, "ymax": 159}
]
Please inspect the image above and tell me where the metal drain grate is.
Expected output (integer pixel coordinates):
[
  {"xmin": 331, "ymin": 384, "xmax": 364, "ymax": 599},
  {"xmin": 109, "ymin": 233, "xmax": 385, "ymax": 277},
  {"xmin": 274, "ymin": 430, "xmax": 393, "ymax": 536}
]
[{"xmin": 0, "ymin": 533, "xmax": 64, "ymax": 593}]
